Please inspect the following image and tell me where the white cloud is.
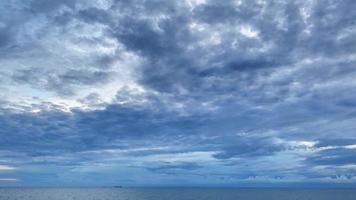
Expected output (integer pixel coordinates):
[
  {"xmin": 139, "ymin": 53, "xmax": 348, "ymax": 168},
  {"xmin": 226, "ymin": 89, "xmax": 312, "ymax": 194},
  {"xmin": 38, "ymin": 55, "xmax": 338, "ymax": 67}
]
[
  {"xmin": 0, "ymin": 165, "xmax": 15, "ymax": 171},
  {"xmin": 240, "ymin": 25, "xmax": 259, "ymax": 38}
]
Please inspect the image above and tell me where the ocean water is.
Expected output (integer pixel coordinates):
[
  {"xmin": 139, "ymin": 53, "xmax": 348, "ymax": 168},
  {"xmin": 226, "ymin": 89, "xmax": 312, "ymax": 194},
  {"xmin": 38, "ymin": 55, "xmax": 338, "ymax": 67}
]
[{"xmin": 0, "ymin": 188, "xmax": 355, "ymax": 200}]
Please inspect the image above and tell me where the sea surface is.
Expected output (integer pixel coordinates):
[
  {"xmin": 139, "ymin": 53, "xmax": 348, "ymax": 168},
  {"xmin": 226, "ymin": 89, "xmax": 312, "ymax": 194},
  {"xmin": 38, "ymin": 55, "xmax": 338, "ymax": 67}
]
[{"xmin": 0, "ymin": 188, "xmax": 355, "ymax": 200}]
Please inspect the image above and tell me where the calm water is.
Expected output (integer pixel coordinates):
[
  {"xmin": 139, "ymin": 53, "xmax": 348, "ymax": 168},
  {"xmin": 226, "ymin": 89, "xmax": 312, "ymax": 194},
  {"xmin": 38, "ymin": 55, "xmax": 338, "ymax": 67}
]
[{"xmin": 0, "ymin": 188, "xmax": 355, "ymax": 200}]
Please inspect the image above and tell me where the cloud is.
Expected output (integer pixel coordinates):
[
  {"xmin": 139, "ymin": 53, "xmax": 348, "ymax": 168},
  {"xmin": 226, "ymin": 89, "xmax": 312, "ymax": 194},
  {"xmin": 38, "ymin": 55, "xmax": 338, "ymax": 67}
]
[
  {"xmin": 147, "ymin": 162, "xmax": 202, "ymax": 173},
  {"xmin": 212, "ymin": 135, "xmax": 285, "ymax": 159},
  {"xmin": 315, "ymin": 139, "xmax": 356, "ymax": 148},
  {"xmin": 308, "ymin": 148, "xmax": 356, "ymax": 166},
  {"xmin": 0, "ymin": 178, "xmax": 18, "ymax": 182},
  {"xmin": 0, "ymin": 165, "xmax": 15, "ymax": 171},
  {"xmin": 12, "ymin": 68, "xmax": 114, "ymax": 96},
  {"xmin": 0, "ymin": 0, "xmax": 355, "ymax": 186}
]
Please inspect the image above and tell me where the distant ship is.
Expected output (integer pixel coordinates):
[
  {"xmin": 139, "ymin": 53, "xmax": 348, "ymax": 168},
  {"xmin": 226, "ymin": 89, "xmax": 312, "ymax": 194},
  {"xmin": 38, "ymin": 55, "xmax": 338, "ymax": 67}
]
[{"xmin": 114, "ymin": 186, "xmax": 123, "ymax": 188}]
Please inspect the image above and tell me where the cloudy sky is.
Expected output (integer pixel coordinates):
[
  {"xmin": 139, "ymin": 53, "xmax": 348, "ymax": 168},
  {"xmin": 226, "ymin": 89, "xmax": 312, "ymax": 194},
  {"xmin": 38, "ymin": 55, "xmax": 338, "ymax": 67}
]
[{"xmin": 0, "ymin": 0, "xmax": 355, "ymax": 187}]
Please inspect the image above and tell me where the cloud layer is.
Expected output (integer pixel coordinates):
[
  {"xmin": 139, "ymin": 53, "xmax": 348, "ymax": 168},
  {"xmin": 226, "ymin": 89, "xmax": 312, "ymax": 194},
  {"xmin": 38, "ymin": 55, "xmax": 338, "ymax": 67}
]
[{"xmin": 0, "ymin": 0, "xmax": 355, "ymax": 187}]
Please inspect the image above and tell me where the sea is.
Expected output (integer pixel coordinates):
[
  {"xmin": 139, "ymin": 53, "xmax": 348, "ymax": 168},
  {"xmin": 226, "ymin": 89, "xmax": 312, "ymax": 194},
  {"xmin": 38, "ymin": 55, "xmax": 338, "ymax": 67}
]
[{"xmin": 0, "ymin": 188, "xmax": 355, "ymax": 200}]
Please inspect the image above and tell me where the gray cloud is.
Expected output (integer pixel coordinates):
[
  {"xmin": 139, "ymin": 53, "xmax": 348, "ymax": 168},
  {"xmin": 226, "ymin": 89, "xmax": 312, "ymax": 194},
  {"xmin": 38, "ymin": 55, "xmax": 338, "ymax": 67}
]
[
  {"xmin": 212, "ymin": 135, "xmax": 285, "ymax": 159},
  {"xmin": 307, "ymin": 148, "xmax": 356, "ymax": 166},
  {"xmin": 147, "ymin": 162, "xmax": 202, "ymax": 174},
  {"xmin": 0, "ymin": 0, "xmax": 356, "ymax": 186},
  {"xmin": 12, "ymin": 68, "xmax": 114, "ymax": 96}
]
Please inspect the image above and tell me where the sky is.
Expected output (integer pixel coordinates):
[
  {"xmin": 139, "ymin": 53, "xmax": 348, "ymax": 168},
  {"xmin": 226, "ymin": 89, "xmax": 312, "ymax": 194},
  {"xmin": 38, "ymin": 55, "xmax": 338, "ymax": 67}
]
[{"xmin": 0, "ymin": 0, "xmax": 355, "ymax": 187}]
